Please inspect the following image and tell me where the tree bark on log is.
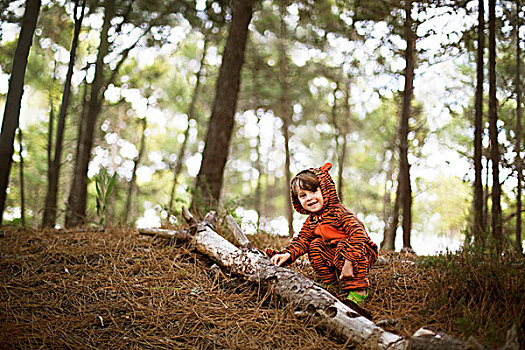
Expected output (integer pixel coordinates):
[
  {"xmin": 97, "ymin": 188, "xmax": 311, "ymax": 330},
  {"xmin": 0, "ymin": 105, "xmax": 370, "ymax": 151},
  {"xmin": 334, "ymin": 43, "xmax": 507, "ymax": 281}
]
[{"xmin": 138, "ymin": 211, "xmax": 514, "ymax": 349}]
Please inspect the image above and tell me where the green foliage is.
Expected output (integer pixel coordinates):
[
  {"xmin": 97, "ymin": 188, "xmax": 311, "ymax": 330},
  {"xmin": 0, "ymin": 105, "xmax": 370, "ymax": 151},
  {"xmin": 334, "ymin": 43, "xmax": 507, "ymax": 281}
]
[
  {"xmin": 37, "ymin": 3, "xmax": 75, "ymax": 51},
  {"xmin": 414, "ymin": 175, "xmax": 471, "ymax": 240},
  {"xmin": 420, "ymin": 242, "xmax": 524, "ymax": 347},
  {"xmin": 0, "ymin": 39, "xmax": 16, "ymax": 74},
  {"xmin": 1, "ymin": 0, "xmax": 523, "ymax": 259},
  {"xmin": 5, "ymin": 122, "xmax": 50, "ymax": 226},
  {"xmin": 95, "ymin": 170, "xmax": 117, "ymax": 227}
]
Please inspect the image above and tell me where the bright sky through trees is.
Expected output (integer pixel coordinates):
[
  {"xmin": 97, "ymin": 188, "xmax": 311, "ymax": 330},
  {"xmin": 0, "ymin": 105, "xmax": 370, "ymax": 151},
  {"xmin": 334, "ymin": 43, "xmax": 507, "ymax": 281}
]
[{"xmin": 1, "ymin": 0, "xmax": 522, "ymax": 253}]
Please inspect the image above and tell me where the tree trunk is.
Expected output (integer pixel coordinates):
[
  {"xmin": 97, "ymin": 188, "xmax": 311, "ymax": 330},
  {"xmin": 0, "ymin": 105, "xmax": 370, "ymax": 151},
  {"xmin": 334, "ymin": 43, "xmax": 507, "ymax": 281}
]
[
  {"xmin": 488, "ymin": 0, "xmax": 502, "ymax": 244},
  {"xmin": 108, "ymin": 104, "xmax": 125, "ymax": 225},
  {"xmin": 386, "ymin": 174, "xmax": 401, "ymax": 251},
  {"xmin": 249, "ymin": 50, "xmax": 264, "ymax": 232},
  {"xmin": 278, "ymin": 0, "xmax": 294, "ymax": 238},
  {"xmin": 331, "ymin": 83, "xmax": 341, "ymax": 193},
  {"xmin": 338, "ymin": 79, "xmax": 350, "ymax": 202},
  {"xmin": 46, "ymin": 64, "xmax": 56, "ymax": 199},
  {"xmin": 0, "ymin": 0, "xmax": 41, "ymax": 224},
  {"xmin": 283, "ymin": 116, "xmax": 293, "ymax": 237},
  {"xmin": 124, "ymin": 118, "xmax": 147, "ymax": 225},
  {"xmin": 17, "ymin": 128, "xmax": 25, "ymax": 226},
  {"xmin": 191, "ymin": 0, "xmax": 255, "ymax": 214},
  {"xmin": 42, "ymin": 0, "xmax": 86, "ymax": 227},
  {"xmin": 255, "ymin": 115, "xmax": 263, "ymax": 232},
  {"xmin": 168, "ymin": 36, "xmax": 208, "ymax": 214},
  {"xmin": 484, "ymin": 157, "xmax": 490, "ymax": 229},
  {"xmin": 515, "ymin": 0, "xmax": 522, "ymax": 252},
  {"xmin": 399, "ymin": 0, "xmax": 415, "ymax": 250},
  {"xmin": 381, "ymin": 158, "xmax": 395, "ymax": 250},
  {"xmin": 65, "ymin": 0, "xmax": 115, "ymax": 227},
  {"xmin": 473, "ymin": 0, "xmax": 485, "ymax": 242},
  {"xmin": 253, "ymin": 68, "xmax": 263, "ymax": 232},
  {"xmin": 329, "ymin": 79, "xmax": 349, "ymax": 203}
]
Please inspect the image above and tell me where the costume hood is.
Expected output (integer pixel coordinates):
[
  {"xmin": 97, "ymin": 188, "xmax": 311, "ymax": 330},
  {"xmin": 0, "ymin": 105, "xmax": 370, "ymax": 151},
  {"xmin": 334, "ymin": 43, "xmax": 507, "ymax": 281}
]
[{"xmin": 290, "ymin": 162, "xmax": 341, "ymax": 215}]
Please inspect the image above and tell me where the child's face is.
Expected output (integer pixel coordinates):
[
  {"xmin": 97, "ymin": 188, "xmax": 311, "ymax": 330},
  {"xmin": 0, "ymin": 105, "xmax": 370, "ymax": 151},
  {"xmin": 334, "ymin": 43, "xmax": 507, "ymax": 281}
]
[{"xmin": 296, "ymin": 187, "xmax": 324, "ymax": 213}]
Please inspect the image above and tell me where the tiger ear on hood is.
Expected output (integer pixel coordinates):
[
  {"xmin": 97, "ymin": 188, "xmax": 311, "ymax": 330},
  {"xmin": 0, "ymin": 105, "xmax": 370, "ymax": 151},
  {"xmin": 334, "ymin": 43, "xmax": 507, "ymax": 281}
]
[{"xmin": 320, "ymin": 162, "xmax": 332, "ymax": 172}]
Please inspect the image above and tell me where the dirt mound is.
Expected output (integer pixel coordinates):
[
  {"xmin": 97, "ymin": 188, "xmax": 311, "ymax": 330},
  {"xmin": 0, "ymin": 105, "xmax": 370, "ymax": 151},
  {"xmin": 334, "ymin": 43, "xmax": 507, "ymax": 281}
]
[
  {"xmin": 0, "ymin": 227, "xmax": 343, "ymax": 349},
  {"xmin": 0, "ymin": 227, "xmax": 521, "ymax": 349}
]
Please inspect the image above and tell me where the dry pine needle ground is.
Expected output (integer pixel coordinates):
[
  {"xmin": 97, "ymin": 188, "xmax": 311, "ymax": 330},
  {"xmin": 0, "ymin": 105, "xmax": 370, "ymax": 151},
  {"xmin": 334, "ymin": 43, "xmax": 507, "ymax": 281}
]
[
  {"xmin": 0, "ymin": 227, "xmax": 344, "ymax": 349},
  {"xmin": 0, "ymin": 227, "xmax": 523, "ymax": 349}
]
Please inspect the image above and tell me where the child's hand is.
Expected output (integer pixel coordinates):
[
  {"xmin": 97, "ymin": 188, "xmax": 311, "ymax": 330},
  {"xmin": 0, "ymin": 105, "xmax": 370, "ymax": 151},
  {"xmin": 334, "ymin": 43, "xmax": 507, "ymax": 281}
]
[
  {"xmin": 340, "ymin": 260, "xmax": 354, "ymax": 279},
  {"xmin": 270, "ymin": 253, "xmax": 291, "ymax": 266}
]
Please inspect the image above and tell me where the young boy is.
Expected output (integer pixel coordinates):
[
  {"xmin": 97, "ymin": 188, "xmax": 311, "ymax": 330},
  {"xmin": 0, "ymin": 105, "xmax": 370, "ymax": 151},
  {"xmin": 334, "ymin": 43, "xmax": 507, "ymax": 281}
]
[{"xmin": 268, "ymin": 163, "xmax": 379, "ymax": 304}]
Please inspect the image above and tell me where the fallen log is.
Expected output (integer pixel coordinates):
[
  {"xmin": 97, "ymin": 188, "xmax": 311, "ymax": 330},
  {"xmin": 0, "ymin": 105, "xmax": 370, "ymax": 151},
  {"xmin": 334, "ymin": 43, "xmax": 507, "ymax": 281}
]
[{"xmin": 139, "ymin": 211, "xmax": 515, "ymax": 350}]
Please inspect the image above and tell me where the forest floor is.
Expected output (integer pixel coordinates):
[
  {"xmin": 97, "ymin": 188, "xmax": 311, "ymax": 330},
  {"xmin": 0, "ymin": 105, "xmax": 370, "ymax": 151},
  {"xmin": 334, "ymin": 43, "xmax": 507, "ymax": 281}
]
[{"xmin": 0, "ymin": 225, "xmax": 523, "ymax": 349}]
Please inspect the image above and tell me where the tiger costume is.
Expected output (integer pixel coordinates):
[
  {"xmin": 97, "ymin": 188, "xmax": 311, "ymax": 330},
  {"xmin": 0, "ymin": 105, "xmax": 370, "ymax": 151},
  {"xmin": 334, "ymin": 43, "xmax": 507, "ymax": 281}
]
[{"xmin": 267, "ymin": 162, "xmax": 379, "ymax": 292}]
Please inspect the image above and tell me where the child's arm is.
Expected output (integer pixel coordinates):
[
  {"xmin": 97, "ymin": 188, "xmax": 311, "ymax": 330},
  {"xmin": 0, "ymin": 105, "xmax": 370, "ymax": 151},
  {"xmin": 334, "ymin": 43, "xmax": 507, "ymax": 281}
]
[
  {"xmin": 267, "ymin": 219, "xmax": 315, "ymax": 265},
  {"xmin": 281, "ymin": 219, "xmax": 315, "ymax": 262}
]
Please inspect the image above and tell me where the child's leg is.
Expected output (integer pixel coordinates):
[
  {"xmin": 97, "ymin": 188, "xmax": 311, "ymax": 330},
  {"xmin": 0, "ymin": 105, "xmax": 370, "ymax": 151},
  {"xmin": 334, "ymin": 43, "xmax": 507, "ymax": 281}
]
[
  {"xmin": 334, "ymin": 240, "xmax": 373, "ymax": 291},
  {"xmin": 308, "ymin": 237, "xmax": 338, "ymax": 285}
]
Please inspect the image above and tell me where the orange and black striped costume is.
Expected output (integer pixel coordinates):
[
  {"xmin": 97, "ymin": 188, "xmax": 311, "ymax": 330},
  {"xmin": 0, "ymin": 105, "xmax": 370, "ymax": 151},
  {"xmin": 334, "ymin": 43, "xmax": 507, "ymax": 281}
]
[{"xmin": 267, "ymin": 163, "xmax": 379, "ymax": 291}]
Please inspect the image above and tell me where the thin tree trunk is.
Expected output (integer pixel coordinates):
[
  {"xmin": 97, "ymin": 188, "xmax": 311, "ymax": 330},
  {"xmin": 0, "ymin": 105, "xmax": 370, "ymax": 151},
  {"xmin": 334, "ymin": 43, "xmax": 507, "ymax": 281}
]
[
  {"xmin": 108, "ymin": 104, "xmax": 125, "ymax": 225},
  {"xmin": 488, "ymin": 0, "xmax": 502, "ymax": 243},
  {"xmin": 75, "ymin": 81, "xmax": 89, "ymax": 170},
  {"xmin": 124, "ymin": 118, "xmax": 147, "ymax": 225},
  {"xmin": 515, "ymin": 0, "xmax": 522, "ymax": 252},
  {"xmin": 65, "ymin": 0, "xmax": 115, "ymax": 227},
  {"xmin": 255, "ymin": 115, "xmax": 263, "ymax": 232},
  {"xmin": 283, "ymin": 117, "xmax": 293, "ymax": 237},
  {"xmin": 0, "ymin": 0, "xmax": 41, "ymax": 224},
  {"xmin": 46, "ymin": 62, "xmax": 56, "ymax": 191},
  {"xmin": 42, "ymin": 0, "xmax": 86, "ymax": 227},
  {"xmin": 168, "ymin": 37, "xmax": 208, "ymax": 214},
  {"xmin": 330, "ymin": 79, "xmax": 349, "ymax": 202},
  {"xmin": 484, "ymin": 156, "xmax": 490, "ymax": 229},
  {"xmin": 252, "ymin": 56, "xmax": 263, "ymax": 232},
  {"xmin": 66, "ymin": 2, "xmax": 147, "ymax": 227},
  {"xmin": 399, "ymin": 0, "xmax": 415, "ymax": 250},
  {"xmin": 191, "ymin": 0, "xmax": 255, "ymax": 214},
  {"xmin": 387, "ymin": 174, "xmax": 401, "ymax": 251},
  {"xmin": 338, "ymin": 79, "xmax": 350, "ymax": 202},
  {"xmin": 278, "ymin": 0, "xmax": 294, "ymax": 238},
  {"xmin": 381, "ymin": 157, "xmax": 395, "ymax": 250},
  {"xmin": 473, "ymin": 0, "xmax": 485, "ymax": 242},
  {"xmin": 330, "ymin": 83, "xmax": 342, "ymax": 197},
  {"xmin": 17, "ymin": 128, "xmax": 25, "ymax": 226}
]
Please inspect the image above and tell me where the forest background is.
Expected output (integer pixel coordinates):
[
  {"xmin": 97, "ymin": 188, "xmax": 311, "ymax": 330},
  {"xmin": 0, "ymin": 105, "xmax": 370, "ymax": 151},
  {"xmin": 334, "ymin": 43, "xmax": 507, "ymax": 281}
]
[{"xmin": 0, "ymin": 0, "xmax": 524, "ymax": 256}]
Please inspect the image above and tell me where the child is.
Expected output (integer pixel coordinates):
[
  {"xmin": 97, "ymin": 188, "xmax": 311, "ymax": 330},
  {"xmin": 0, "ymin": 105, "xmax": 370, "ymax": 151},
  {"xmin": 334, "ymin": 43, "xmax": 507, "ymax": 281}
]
[{"xmin": 267, "ymin": 163, "xmax": 379, "ymax": 304}]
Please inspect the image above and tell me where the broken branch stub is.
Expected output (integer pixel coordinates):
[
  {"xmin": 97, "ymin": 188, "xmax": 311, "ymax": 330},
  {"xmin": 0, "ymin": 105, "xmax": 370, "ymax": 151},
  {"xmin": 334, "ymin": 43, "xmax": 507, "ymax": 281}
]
[
  {"xmin": 225, "ymin": 214, "xmax": 252, "ymax": 249},
  {"xmin": 182, "ymin": 207, "xmax": 198, "ymax": 226},
  {"xmin": 203, "ymin": 211, "xmax": 218, "ymax": 229}
]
